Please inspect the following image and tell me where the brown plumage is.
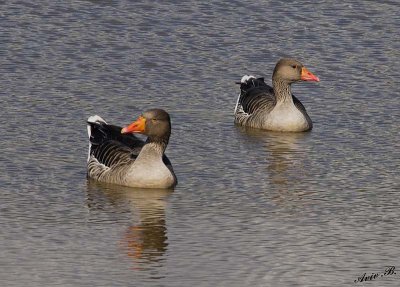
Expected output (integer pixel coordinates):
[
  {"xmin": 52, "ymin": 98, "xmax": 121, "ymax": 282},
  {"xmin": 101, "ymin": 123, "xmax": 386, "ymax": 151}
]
[
  {"xmin": 87, "ymin": 109, "xmax": 177, "ymax": 189},
  {"xmin": 234, "ymin": 58, "xmax": 319, "ymax": 132}
]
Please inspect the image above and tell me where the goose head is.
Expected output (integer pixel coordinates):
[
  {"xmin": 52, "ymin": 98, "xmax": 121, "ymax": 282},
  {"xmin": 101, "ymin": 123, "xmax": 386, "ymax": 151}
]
[
  {"xmin": 121, "ymin": 109, "xmax": 171, "ymax": 141},
  {"xmin": 272, "ymin": 58, "xmax": 319, "ymax": 84}
]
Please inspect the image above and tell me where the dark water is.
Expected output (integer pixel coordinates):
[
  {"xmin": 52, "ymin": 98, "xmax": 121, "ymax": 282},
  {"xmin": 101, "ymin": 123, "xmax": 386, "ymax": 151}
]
[{"xmin": 1, "ymin": 1, "xmax": 399, "ymax": 286}]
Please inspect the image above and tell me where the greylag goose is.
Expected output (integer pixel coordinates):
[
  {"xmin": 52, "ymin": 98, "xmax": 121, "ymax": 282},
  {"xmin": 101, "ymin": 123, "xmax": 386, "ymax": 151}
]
[
  {"xmin": 234, "ymin": 58, "xmax": 319, "ymax": 132},
  {"xmin": 86, "ymin": 109, "xmax": 177, "ymax": 189}
]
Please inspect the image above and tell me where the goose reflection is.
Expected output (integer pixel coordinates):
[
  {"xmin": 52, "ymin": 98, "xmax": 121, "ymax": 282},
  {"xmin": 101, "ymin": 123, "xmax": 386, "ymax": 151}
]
[
  {"xmin": 86, "ymin": 180, "xmax": 173, "ymax": 267},
  {"xmin": 235, "ymin": 126, "xmax": 311, "ymax": 192}
]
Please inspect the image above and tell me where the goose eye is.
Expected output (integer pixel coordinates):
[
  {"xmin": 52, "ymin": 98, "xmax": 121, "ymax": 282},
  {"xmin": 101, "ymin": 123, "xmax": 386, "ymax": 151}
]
[
  {"xmin": 151, "ymin": 118, "xmax": 157, "ymax": 123},
  {"xmin": 292, "ymin": 65, "xmax": 297, "ymax": 69}
]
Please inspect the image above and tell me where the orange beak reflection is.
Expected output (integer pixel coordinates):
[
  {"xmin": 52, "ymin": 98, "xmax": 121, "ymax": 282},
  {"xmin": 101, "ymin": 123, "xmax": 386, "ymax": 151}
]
[
  {"xmin": 301, "ymin": 67, "xmax": 320, "ymax": 82},
  {"xmin": 121, "ymin": 116, "xmax": 146, "ymax": 134}
]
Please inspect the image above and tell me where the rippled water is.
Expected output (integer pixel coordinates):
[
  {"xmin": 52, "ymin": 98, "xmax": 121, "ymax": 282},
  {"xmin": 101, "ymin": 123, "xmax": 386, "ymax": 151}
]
[{"xmin": 1, "ymin": 1, "xmax": 399, "ymax": 286}]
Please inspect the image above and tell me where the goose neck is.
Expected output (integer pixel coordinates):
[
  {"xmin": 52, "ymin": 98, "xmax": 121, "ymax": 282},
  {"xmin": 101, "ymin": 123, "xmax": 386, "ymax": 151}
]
[
  {"xmin": 272, "ymin": 79, "xmax": 293, "ymax": 103},
  {"xmin": 143, "ymin": 137, "xmax": 169, "ymax": 156}
]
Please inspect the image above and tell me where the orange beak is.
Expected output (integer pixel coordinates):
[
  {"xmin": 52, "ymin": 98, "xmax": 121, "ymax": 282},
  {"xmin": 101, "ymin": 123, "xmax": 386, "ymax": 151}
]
[
  {"xmin": 121, "ymin": 116, "xmax": 146, "ymax": 134},
  {"xmin": 301, "ymin": 67, "xmax": 320, "ymax": 82}
]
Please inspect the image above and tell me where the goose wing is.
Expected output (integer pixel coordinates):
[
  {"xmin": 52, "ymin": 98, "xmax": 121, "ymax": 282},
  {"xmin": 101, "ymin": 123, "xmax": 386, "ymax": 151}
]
[
  {"xmin": 89, "ymin": 140, "xmax": 138, "ymax": 169},
  {"xmin": 234, "ymin": 77, "xmax": 275, "ymax": 123},
  {"xmin": 86, "ymin": 116, "xmax": 144, "ymax": 178},
  {"xmin": 292, "ymin": 95, "xmax": 313, "ymax": 130},
  {"xmin": 292, "ymin": 94, "xmax": 307, "ymax": 114}
]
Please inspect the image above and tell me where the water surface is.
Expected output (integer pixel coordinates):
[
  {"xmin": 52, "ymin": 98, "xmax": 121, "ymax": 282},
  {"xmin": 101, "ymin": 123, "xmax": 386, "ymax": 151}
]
[{"xmin": 1, "ymin": 1, "xmax": 399, "ymax": 286}]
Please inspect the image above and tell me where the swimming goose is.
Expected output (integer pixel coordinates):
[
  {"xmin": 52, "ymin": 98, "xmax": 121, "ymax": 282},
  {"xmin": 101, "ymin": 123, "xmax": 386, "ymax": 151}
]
[
  {"xmin": 234, "ymin": 58, "xmax": 319, "ymax": 132},
  {"xmin": 86, "ymin": 109, "xmax": 177, "ymax": 189}
]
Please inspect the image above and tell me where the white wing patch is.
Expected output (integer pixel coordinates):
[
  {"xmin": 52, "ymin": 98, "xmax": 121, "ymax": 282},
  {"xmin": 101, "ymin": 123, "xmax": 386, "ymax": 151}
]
[
  {"xmin": 234, "ymin": 75, "xmax": 256, "ymax": 115},
  {"xmin": 87, "ymin": 115, "xmax": 107, "ymax": 162},
  {"xmin": 240, "ymin": 75, "xmax": 256, "ymax": 83},
  {"xmin": 87, "ymin": 115, "xmax": 107, "ymax": 124},
  {"xmin": 234, "ymin": 92, "xmax": 241, "ymax": 115}
]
